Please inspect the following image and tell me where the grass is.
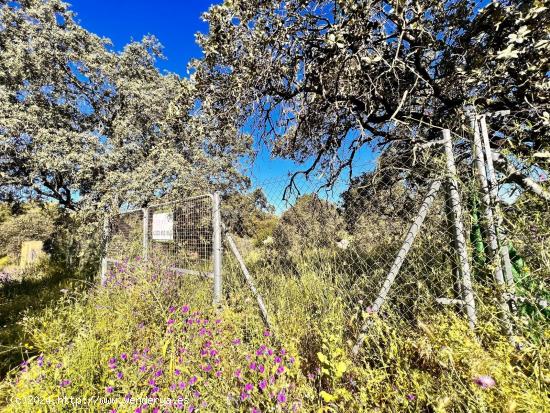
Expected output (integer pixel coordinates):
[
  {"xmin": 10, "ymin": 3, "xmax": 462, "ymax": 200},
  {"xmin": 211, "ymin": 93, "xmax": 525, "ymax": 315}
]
[{"xmin": 0, "ymin": 255, "xmax": 548, "ymax": 412}]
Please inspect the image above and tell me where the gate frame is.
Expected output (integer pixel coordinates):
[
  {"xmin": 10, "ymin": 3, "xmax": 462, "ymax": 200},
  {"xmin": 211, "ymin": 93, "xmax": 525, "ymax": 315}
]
[{"xmin": 100, "ymin": 193, "xmax": 223, "ymax": 306}]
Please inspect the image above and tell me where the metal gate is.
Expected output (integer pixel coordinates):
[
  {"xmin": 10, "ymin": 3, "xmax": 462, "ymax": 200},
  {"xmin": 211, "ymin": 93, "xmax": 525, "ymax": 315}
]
[{"xmin": 101, "ymin": 193, "xmax": 222, "ymax": 304}]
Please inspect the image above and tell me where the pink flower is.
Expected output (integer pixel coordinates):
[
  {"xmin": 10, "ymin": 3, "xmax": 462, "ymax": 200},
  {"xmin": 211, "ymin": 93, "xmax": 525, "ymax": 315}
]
[
  {"xmin": 277, "ymin": 390, "xmax": 287, "ymax": 404},
  {"xmin": 182, "ymin": 305, "xmax": 190, "ymax": 313},
  {"xmin": 263, "ymin": 330, "xmax": 271, "ymax": 337},
  {"xmin": 474, "ymin": 375, "xmax": 496, "ymax": 389},
  {"xmin": 259, "ymin": 380, "xmax": 267, "ymax": 391}
]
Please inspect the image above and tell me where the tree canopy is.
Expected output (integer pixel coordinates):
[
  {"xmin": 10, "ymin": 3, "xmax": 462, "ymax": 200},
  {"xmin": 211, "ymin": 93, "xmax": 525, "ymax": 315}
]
[
  {"xmin": 193, "ymin": 0, "xmax": 549, "ymax": 192},
  {"xmin": 0, "ymin": 0, "xmax": 250, "ymax": 213}
]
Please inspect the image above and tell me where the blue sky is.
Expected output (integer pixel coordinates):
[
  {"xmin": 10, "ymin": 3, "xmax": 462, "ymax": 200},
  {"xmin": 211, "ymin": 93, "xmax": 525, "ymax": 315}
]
[{"xmin": 68, "ymin": 0, "xmax": 375, "ymax": 206}]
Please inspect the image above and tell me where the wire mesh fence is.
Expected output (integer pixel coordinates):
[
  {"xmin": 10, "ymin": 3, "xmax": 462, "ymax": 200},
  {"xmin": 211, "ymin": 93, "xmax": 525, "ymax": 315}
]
[
  {"xmin": 100, "ymin": 118, "xmax": 548, "ymax": 346},
  {"xmin": 103, "ymin": 195, "xmax": 217, "ymax": 287}
]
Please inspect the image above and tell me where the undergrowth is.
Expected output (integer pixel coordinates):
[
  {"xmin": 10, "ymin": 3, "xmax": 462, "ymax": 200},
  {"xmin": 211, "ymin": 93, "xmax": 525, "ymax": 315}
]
[{"xmin": 0, "ymin": 261, "xmax": 548, "ymax": 412}]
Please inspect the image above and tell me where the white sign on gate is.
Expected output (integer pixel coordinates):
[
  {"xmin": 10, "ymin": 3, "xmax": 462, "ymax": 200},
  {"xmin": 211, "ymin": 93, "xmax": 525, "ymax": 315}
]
[{"xmin": 152, "ymin": 212, "xmax": 174, "ymax": 241}]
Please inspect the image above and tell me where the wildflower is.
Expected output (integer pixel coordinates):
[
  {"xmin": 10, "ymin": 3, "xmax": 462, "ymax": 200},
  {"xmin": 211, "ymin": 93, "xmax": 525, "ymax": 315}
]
[
  {"xmin": 215, "ymin": 319, "xmax": 221, "ymax": 324},
  {"xmin": 276, "ymin": 365, "xmax": 285, "ymax": 375},
  {"xmin": 189, "ymin": 375, "xmax": 198, "ymax": 385},
  {"xmin": 289, "ymin": 357, "xmax": 295, "ymax": 364},
  {"xmin": 37, "ymin": 355, "xmax": 44, "ymax": 367},
  {"xmin": 193, "ymin": 390, "xmax": 200, "ymax": 398},
  {"xmin": 151, "ymin": 386, "xmax": 159, "ymax": 394},
  {"xmin": 108, "ymin": 358, "xmax": 117, "ymax": 369},
  {"xmin": 188, "ymin": 405, "xmax": 195, "ymax": 412},
  {"xmin": 202, "ymin": 364, "xmax": 212, "ymax": 372},
  {"xmin": 116, "ymin": 371, "xmax": 124, "ymax": 379},
  {"xmin": 179, "ymin": 381, "xmax": 186, "ymax": 389},
  {"xmin": 235, "ymin": 369, "xmax": 242, "ymax": 379},
  {"xmin": 167, "ymin": 319, "xmax": 175, "ymax": 325},
  {"xmin": 280, "ymin": 349, "xmax": 287, "ymax": 356},
  {"xmin": 241, "ymin": 392, "xmax": 249, "ymax": 401},
  {"xmin": 274, "ymin": 356, "xmax": 282, "ymax": 364},
  {"xmin": 473, "ymin": 375, "xmax": 496, "ymax": 389},
  {"xmin": 174, "ymin": 369, "xmax": 181, "ymax": 376},
  {"xmin": 125, "ymin": 393, "xmax": 132, "ymax": 401},
  {"xmin": 267, "ymin": 348, "xmax": 274, "ymax": 356},
  {"xmin": 169, "ymin": 384, "xmax": 177, "ymax": 391},
  {"xmin": 153, "ymin": 408, "xmax": 160, "ymax": 413},
  {"xmin": 60, "ymin": 379, "xmax": 71, "ymax": 388},
  {"xmin": 406, "ymin": 394, "xmax": 416, "ymax": 401},
  {"xmin": 106, "ymin": 386, "xmax": 114, "ymax": 394},
  {"xmin": 249, "ymin": 362, "xmax": 257, "ymax": 371},
  {"xmin": 169, "ymin": 306, "xmax": 176, "ymax": 313},
  {"xmin": 277, "ymin": 390, "xmax": 287, "ymax": 404},
  {"xmin": 155, "ymin": 369, "xmax": 163, "ymax": 377},
  {"xmin": 259, "ymin": 380, "xmax": 267, "ymax": 391},
  {"xmin": 244, "ymin": 383, "xmax": 254, "ymax": 393},
  {"xmin": 148, "ymin": 379, "xmax": 156, "ymax": 386},
  {"xmin": 232, "ymin": 338, "xmax": 241, "ymax": 345},
  {"xmin": 252, "ymin": 408, "xmax": 261, "ymax": 413},
  {"xmin": 182, "ymin": 305, "xmax": 190, "ymax": 313},
  {"xmin": 210, "ymin": 349, "xmax": 218, "ymax": 357},
  {"xmin": 215, "ymin": 370, "xmax": 222, "ymax": 378},
  {"xmin": 257, "ymin": 364, "xmax": 265, "ymax": 373},
  {"xmin": 263, "ymin": 330, "xmax": 271, "ymax": 337},
  {"xmin": 121, "ymin": 353, "xmax": 128, "ymax": 361}
]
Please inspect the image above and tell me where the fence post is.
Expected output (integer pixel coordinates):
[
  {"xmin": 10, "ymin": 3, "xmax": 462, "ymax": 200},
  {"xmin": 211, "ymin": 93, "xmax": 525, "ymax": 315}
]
[
  {"xmin": 479, "ymin": 115, "xmax": 516, "ymax": 298},
  {"xmin": 142, "ymin": 207, "xmax": 149, "ymax": 260},
  {"xmin": 442, "ymin": 129, "xmax": 477, "ymax": 330},
  {"xmin": 100, "ymin": 214, "xmax": 109, "ymax": 286},
  {"xmin": 352, "ymin": 179, "xmax": 442, "ymax": 355},
  {"xmin": 212, "ymin": 192, "xmax": 223, "ymax": 306}
]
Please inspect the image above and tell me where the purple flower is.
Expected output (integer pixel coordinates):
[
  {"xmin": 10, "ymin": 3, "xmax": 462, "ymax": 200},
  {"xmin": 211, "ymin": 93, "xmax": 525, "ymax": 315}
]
[
  {"xmin": 215, "ymin": 370, "xmax": 222, "ymax": 378},
  {"xmin": 244, "ymin": 383, "xmax": 254, "ymax": 393},
  {"xmin": 189, "ymin": 375, "xmax": 198, "ymax": 385},
  {"xmin": 155, "ymin": 369, "xmax": 163, "ymax": 377},
  {"xmin": 249, "ymin": 362, "xmax": 257, "ymax": 371},
  {"xmin": 406, "ymin": 394, "xmax": 416, "ymax": 401},
  {"xmin": 274, "ymin": 356, "xmax": 282, "ymax": 364},
  {"xmin": 259, "ymin": 380, "xmax": 267, "ymax": 391},
  {"xmin": 188, "ymin": 405, "xmax": 195, "ymax": 413},
  {"xmin": 182, "ymin": 305, "xmax": 190, "ymax": 313},
  {"xmin": 210, "ymin": 349, "xmax": 218, "ymax": 357},
  {"xmin": 277, "ymin": 390, "xmax": 287, "ymax": 404},
  {"xmin": 232, "ymin": 338, "xmax": 241, "ymax": 345},
  {"xmin": 121, "ymin": 353, "xmax": 128, "ymax": 361},
  {"xmin": 263, "ymin": 330, "xmax": 271, "ymax": 337},
  {"xmin": 151, "ymin": 386, "xmax": 159, "ymax": 394},
  {"xmin": 106, "ymin": 386, "xmax": 114, "ymax": 394},
  {"xmin": 169, "ymin": 306, "xmax": 176, "ymax": 313},
  {"xmin": 179, "ymin": 381, "xmax": 186, "ymax": 389},
  {"xmin": 257, "ymin": 364, "xmax": 265, "ymax": 373},
  {"xmin": 241, "ymin": 392, "xmax": 249, "ymax": 401},
  {"xmin": 202, "ymin": 364, "xmax": 212, "ymax": 372},
  {"xmin": 276, "ymin": 365, "xmax": 285, "ymax": 375},
  {"xmin": 174, "ymin": 369, "xmax": 181, "ymax": 376},
  {"xmin": 235, "ymin": 369, "xmax": 242, "ymax": 379},
  {"xmin": 167, "ymin": 319, "xmax": 175, "ymax": 325},
  {"xmin": 116, "ymin": 371, "xmax": 124, "ymax": 379},
  {"xmin": 474, "ymin": 375, "xmax": 496, "ymax": 389},
  {"xmin": 148, "ymin": 379, "xmax": 156, "ymax": 386},
  {"xmin": 59, "ymin": 379, "xmax": 71, "ymax": 388},
  {"xmin": 37, "ymin": 355, "xmax": 44, "ymax": 367}
]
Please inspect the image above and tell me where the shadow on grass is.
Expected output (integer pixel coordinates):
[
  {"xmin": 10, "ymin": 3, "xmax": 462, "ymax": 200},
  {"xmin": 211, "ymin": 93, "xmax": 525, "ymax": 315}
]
[{"xmin": 0, "ymin": 269, "xmax": 90, "ymax": 378}]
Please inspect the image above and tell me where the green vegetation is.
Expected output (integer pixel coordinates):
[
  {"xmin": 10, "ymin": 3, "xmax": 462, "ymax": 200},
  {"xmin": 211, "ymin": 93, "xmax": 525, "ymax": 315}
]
[{"xmin": 0, "ymin": 259, "xmax": 548, "ymax": 412}]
